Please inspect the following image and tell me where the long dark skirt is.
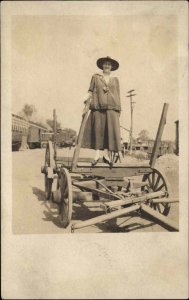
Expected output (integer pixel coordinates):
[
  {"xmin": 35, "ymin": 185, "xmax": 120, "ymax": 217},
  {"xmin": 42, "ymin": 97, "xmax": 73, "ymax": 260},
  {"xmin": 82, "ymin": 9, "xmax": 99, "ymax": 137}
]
[{"xmin": 82, "ymin": 110, "xmax": 121, "ymax": 151}]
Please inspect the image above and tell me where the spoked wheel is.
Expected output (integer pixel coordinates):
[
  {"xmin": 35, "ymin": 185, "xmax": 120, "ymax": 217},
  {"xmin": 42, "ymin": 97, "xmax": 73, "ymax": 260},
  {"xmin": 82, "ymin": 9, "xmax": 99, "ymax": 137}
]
[
  {"xmin": 44, "ymin": 141, "xmax": 54, "ymax": 200},
  {"xmin": 142, "ymin": 167, "xmax": 170, "ymax": 216},
  {"xmin": 56, "ymin": 168, "xmax": 73, "ymax": 228}
]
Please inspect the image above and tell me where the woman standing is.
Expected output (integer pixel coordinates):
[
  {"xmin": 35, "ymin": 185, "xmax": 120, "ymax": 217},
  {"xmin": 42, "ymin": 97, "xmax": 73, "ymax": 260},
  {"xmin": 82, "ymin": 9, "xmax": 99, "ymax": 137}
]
[{"xmin": 82, "ymin": 56, "xmax": 122, "ymax": 166}]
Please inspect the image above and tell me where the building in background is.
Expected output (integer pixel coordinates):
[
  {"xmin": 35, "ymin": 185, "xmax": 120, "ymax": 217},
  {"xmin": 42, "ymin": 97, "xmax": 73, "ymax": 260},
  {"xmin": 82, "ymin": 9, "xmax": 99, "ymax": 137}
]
[
  {"xmin": 27, "ymin": 121, "xmax": 49, "ymax": 149},
  {"xmin": 12, "ymin": 114, "xmax": 49, "ymax": 150},
  {"xmin": 12, "ymin": 114, "xmax": 30, "ymax": 151}
]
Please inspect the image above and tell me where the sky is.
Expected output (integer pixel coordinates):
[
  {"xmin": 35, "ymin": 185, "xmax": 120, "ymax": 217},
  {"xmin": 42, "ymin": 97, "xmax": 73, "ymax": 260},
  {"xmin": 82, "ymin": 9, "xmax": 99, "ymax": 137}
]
[{"xmin": 12, "ymin": 14, "xmax": 178, "ymax": 141}]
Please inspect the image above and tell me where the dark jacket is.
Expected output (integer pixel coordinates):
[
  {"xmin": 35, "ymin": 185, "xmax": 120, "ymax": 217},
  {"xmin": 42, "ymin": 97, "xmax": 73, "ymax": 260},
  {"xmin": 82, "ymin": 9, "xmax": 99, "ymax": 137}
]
[{"xmin": 88, "ymin": 74, "xmax": 121, "ymax": 111}]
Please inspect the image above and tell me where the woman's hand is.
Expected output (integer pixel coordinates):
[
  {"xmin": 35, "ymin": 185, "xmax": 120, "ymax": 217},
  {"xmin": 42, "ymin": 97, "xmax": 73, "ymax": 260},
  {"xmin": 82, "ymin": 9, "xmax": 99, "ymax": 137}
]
[
  {"xmin": 82, "ymin": 105, "xmax": 88, "ymax": 117},
  {"xmin": 84, "ymin": 92, "xmax": 92, "ymax": 104}
]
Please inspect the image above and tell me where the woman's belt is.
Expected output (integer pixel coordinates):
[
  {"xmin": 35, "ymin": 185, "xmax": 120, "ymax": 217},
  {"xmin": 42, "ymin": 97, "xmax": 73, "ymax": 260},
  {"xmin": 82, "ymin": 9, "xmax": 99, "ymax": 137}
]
[{"xmin": 90, "ymin": 104, "xmax": 121, "ymax": 111}]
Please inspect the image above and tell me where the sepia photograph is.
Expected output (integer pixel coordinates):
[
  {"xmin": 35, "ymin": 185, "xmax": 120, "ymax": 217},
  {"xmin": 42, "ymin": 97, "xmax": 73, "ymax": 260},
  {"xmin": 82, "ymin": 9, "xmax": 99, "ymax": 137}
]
[
  {"xmin": 1, "ymin": 1, "xmax": 188, "ymax": 299},
  {"xmin": 11, "ymin": 10, "xmax": 179, "ymax": 234}
]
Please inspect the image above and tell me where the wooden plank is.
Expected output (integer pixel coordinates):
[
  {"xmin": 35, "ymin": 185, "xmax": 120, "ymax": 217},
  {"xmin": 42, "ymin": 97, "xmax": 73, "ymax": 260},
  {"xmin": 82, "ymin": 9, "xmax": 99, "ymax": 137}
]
[
  {"xmin": 56, "ymin": 156, "xmax": 150, "ymax": 167},
  {"xmin": 71, "ymin": 100, "xmax": 91, "ymax": 171},
  {"xmin": 72, "ymin": 204, "xmax": 140, "ymax": 231},
  {"xmin": 75, "ymin": 166, "xmax": 153, "ymax": 178},
  {"xmin": 141, "ymin": 203, "xmax": 179, "ymax": 231},
  {"xmin": 76, "ymin": 162, "xmax": 150, "ymax": 168},
  {"xmin": 56, "ymin": 156, "xmax": 94, "ymax": 162},
  {"xmin": 55, "ymin": 164, "xmax": 153, "ymax": 178},
  {"xmin": 104, "ymin": 191, "xmax": 165, "ymax": 209},
  {"xmin": 150, "ymin": 103, "xmax": 169, "ymax": 168},
  {"xmin": 152, "ymin": 198, "xmax": 179, "ymax": 204}
]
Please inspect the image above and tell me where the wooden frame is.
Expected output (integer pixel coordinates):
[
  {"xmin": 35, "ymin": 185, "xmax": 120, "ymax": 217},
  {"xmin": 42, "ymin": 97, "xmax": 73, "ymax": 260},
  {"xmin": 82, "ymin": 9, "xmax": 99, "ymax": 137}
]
[{"xmin": 40, "ymin": 102, "xmax": 178, "ymax": 232}]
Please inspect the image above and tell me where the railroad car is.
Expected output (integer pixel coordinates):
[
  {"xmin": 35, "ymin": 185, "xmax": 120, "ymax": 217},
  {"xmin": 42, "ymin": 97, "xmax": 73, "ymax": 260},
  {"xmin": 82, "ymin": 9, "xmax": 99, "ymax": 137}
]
[
  {"xmin": 12, "ymin": 114, "xmax": 29, "ymax": 151},
  {"xmin": 27, "ymin": 121, "xmax": 48, "ymax": 149}
]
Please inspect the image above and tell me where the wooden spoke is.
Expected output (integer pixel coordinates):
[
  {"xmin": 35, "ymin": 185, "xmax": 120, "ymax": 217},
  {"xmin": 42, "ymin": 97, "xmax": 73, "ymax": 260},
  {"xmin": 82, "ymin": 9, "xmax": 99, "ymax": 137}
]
[
  {"xmin": 154, "ymin": 174, "xmax": 161, "ymax": 191},
  {"xmin": 156, "ymin": 203, "xmax": 162, "ymax": 214},
  {"xmin": 152, "ymin": 172, "xmax": 155, "ymax": 189},
  {"xmin": 156, "ymin": 183, "xmax": 165, "ymax": 192},
  {"xmin": 147, "ymin": 176, "xmax": 152, "ymax": 188}
]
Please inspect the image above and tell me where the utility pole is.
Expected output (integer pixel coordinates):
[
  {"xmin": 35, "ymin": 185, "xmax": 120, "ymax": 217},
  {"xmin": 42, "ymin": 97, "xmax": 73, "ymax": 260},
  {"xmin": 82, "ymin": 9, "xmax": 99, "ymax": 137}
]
[
  {"xmin": 126, "ymin": 90, "xmax": 136, "ymax": 154},
  {"xmin": 53, "ymin": 109, "xmax": 57, "ymax": 159}
]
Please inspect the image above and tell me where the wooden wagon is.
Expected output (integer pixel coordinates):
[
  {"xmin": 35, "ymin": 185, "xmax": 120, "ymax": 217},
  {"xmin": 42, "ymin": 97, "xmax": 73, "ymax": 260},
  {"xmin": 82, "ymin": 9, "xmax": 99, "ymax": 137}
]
[{"xmin": 41, "ymin": 102, "xmax": 179, "ymax": 232}]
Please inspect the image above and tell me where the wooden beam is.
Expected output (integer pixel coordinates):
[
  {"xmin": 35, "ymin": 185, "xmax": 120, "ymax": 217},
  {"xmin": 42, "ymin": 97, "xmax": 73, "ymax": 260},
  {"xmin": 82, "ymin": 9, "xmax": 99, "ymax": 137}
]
[
  {"xmin": 152, "ymin": 198, "xmax": 179, "ymax": 204},
  {"xmin": 150, "ymin": 103, "xmax": 169, "ymax": 168},
  {"xmin": 76, "ymin": 162, "xmax": 150, "ymax": 168},
  {"xmin": 71, "ymin": 100, "xmax": 91, "ymax": 172},
  {"xmin": 56, "ymin": 156, "xmax": 94, "ymax": 163},
  {"xmin": 141, "ymin": 203, "xmax": 179, "ymax": 231},
  {"xmin": 56, "ymin": 156, "xmax": 150, "ymax": 168},
  {"xmin": 71, "ymin": 204, "xmax": 140, "ymax": 231},
  {"xmin": 55, "ymin": 163, "xmax": 153, "ymax": 178},
  {"xmin": 103, "ymin": 191, "xmax": 165, "ymax": 210},
  {"xmin": 75, "ymin": 166, "xmax": 152, "ymax": 178}
]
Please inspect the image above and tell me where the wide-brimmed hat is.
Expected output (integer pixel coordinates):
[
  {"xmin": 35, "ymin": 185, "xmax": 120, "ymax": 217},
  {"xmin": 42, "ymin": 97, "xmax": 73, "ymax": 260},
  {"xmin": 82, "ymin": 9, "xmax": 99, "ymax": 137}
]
[{"xmin": 96, "ymin": 56, "xmax": 119, "ymax": 71}]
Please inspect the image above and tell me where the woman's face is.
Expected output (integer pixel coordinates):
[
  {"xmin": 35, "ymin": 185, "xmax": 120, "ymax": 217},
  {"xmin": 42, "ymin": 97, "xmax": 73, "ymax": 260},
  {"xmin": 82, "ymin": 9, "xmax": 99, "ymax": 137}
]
[{"xmin": 102, "ymin": 61, "xmax": 112, "ymax": 73}]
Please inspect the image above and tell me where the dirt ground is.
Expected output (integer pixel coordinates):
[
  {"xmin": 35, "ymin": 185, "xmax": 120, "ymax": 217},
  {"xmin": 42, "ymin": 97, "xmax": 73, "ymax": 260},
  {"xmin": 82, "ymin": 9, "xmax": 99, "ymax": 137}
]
[{"xmin": 12, "ymin": 148, "xmax": 179, "ymax": 234}]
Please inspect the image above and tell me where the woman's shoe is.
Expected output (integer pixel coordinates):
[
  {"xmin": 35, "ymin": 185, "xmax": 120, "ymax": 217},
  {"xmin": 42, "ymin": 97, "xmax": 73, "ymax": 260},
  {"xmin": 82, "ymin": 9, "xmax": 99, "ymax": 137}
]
[
  {"xmin": 91, "ymin": 158, "xmax": 100, "ymax": 166},
  {"xmin": 103, "ymin": 156, "xmax": 113, "ymax": 167}
]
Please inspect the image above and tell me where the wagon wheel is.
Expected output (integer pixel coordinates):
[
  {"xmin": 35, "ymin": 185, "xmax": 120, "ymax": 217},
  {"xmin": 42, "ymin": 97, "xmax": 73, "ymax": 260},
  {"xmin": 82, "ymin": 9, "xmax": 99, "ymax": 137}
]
[
  {"xmin": 57, "ymin": 168, "xmax": 73, "ymax": 228},
  {"xmin": 44, "ymin": 141, "xmax": 54, "ymax": 200},
  {"xmin": 142, "ymin": 167, "xmax": 170, "ymax": 216}
]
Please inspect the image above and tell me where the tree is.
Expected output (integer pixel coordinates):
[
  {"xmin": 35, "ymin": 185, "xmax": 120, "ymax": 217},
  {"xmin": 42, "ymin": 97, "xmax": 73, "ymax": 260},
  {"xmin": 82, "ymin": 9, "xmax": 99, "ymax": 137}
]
[
  {"xmin": 46, "ymin": 119, "xmax": 61, "ymax": 131},
  {"xmin": 63, "ymin": 128, "xmax": 77, "ymax": 137},
  {"xmin": 19, "ymin": 104, "xmax": 37, "ymax": 120},
  {"xmin": 138, "ymin": 130, "xmax": 149, "ymax": 142}
]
